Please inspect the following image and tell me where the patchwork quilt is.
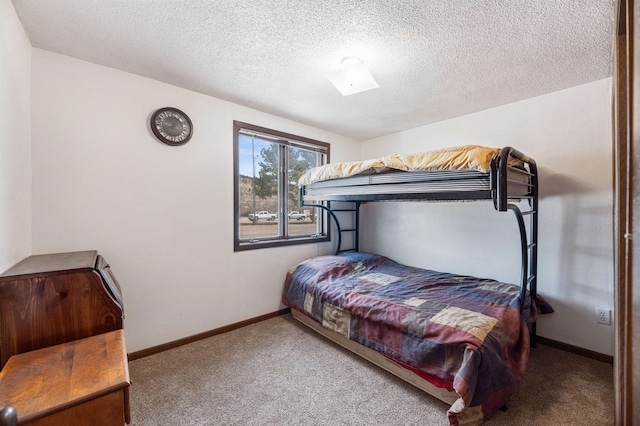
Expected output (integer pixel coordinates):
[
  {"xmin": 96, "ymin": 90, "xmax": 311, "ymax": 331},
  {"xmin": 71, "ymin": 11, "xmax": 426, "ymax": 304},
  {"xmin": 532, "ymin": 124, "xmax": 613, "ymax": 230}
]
[{"xmin": 282, "ymin": 252, "xmax": 533, "ymax": 425}]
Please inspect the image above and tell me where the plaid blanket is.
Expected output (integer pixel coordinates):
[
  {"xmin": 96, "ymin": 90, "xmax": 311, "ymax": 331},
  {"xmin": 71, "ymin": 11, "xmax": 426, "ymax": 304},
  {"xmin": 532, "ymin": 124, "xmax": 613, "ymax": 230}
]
[{"xmin": 282, "ymin": 252, "xmax": 532, "ymax": 425}]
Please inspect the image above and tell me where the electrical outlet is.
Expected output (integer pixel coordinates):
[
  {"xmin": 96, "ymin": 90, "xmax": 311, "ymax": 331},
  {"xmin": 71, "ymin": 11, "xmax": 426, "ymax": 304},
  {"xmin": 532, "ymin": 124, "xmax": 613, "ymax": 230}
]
[{"xmin": 596, "ymin": 307, "xmax": 611, "ymax": 325}]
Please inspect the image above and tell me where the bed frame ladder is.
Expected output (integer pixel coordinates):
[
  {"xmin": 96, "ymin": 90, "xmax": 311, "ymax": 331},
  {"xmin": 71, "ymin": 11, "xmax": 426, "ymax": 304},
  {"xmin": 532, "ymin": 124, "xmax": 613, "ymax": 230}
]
[
  {"xmin": 329, "ymin": 201, "xmax": 361, "ymax": 254},
  {"xmin": 300, "ymin": 191, "xmax": 360, "ymax": 255}
]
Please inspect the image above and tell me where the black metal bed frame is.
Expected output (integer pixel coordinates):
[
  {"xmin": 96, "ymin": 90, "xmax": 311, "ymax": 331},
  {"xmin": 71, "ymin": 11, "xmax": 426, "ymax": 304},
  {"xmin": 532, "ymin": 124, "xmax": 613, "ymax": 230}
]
[{"xmin": 300, "ymin": 146, "xmax": 538, "ymax": 343}]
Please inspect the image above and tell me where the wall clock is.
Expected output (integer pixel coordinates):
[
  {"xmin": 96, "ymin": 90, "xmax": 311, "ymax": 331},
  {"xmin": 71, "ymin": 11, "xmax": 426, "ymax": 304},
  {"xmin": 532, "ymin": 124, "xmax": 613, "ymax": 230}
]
[{"xmin": 150, "ymin": 107, "xmax": 193, "ymax": 146}]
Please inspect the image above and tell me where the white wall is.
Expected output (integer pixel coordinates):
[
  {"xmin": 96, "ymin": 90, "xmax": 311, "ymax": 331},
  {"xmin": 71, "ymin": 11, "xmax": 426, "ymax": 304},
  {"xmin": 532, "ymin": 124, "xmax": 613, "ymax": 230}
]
[
  {"xmin": 360, "ymin": 79, "xmax": 614, "ymax": 356},
  {"xmin": 30, "ymin": 49, "xmax": 360, "ymax": 352},
  {"xmin": 0, "ymin": 0, "xmax": 32, "ymax": 271}
]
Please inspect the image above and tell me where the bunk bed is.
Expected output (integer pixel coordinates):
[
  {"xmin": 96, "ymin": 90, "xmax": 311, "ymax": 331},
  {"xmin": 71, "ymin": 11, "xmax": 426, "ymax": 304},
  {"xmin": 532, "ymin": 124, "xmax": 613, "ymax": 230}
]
[{"xmin": 281, "ymin": 145, "xmax": 538, "ymax": 425}]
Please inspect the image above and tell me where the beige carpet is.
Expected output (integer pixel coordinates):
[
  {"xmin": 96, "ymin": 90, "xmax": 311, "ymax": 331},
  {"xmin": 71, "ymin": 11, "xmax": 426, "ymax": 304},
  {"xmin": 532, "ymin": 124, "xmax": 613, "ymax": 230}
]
[{"xmin": 128, "ymin": 314, "xmax": 614, "ymax": 425}]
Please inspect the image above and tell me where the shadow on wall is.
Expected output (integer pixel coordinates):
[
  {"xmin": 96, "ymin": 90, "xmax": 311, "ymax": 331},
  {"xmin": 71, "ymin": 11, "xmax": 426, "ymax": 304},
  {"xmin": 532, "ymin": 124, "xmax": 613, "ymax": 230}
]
[
  {"xmin": 537, "ymin": 167, "xmax": 613, "ymax": 323},
  {"xmin": 538, "ymin": 159, "xmax": 612, "ymax": 194},
  {"xmin": 538, "ymin": 167, "xmax": 593, "ymax": 198}
]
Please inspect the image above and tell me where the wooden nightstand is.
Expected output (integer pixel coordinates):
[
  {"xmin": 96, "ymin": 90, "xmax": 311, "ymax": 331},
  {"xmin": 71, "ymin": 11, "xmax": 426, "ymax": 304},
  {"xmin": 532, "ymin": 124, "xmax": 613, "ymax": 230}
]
[{"xmin": 0, "ymin": 330, "xmax": 130, "ymax": 425}]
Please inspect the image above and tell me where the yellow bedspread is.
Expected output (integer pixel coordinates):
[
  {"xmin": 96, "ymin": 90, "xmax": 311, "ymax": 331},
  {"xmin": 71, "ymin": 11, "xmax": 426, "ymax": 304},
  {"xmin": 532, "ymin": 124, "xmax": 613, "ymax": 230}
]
[{"xmin": 299, "ymin": 145, "xmax": 509, "ymax": 186}]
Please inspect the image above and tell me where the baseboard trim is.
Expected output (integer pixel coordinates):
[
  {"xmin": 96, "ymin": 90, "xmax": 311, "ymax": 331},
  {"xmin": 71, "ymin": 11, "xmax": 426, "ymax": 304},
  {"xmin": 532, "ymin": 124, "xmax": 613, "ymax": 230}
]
[
  {"xmin": 127, "ymin": 308, "xmax": 291, "ymax": 361},
  {"xmin": 536, "ymin": 336, "xmax": 613, "ymax": 365}
]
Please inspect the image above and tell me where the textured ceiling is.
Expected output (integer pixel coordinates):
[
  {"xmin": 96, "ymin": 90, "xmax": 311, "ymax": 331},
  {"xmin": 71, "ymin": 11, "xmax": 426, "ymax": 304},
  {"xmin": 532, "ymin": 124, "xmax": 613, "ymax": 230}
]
[{"xmin": 12, "ymin": 0, "xmax": 615, "ymax": 140}]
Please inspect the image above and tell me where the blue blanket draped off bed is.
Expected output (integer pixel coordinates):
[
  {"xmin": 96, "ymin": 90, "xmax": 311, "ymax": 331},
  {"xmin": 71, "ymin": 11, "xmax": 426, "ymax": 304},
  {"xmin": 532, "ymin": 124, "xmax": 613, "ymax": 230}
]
[{"xmin": 282, "ymin": 252, "xmax": 535, "ymax": 425}]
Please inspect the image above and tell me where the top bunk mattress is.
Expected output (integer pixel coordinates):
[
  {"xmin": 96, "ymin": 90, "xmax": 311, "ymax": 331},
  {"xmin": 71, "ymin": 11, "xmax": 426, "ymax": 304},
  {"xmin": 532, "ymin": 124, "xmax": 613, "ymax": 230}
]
[{"xmin": 298, "ymin": 145, "xmax": 532, "ymax": 202}]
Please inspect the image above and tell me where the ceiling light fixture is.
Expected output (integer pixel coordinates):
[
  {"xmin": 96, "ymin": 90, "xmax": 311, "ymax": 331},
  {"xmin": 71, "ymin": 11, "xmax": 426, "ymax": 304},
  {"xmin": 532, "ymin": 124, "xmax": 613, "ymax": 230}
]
[{"xmin": 327, "ymin": 56, "xmax": 379, "ymax": 96}]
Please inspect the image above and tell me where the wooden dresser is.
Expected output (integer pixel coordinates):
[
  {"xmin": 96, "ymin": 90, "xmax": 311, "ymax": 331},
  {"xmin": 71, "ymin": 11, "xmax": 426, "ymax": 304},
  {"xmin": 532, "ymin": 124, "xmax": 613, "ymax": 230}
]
[{"xmin": 0, "ymin": 250, "xmax": 125, "ymax": 368}]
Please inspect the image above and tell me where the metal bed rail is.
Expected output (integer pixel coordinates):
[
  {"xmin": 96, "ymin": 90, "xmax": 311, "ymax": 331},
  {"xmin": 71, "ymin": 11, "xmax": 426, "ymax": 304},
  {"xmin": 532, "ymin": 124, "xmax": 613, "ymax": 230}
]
[{"xmin": 497, "ymin": 147, "xmax": 539, "ymax": 344}]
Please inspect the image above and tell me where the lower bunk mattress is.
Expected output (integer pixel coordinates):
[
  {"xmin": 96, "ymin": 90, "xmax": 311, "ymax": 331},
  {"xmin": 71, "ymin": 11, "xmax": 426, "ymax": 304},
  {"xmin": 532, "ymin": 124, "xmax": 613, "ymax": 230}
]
[{"xmin": 282, "ymin": 252, "xmax": 534, "ymax": 425}]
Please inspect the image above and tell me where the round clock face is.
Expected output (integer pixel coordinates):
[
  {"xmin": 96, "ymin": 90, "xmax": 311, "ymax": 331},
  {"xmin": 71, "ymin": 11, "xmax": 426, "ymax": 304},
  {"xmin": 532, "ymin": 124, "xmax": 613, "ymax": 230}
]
[{"xmin": 151, "ymin": 107, "xmax": 193, "ymax": 146}]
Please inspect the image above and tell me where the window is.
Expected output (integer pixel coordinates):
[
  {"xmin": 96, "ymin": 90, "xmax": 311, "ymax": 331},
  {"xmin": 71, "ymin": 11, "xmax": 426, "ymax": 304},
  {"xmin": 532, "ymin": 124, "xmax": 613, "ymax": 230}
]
[{"xmin": 233, "ymin": 121, "xmax": 330, "ymax": 251}]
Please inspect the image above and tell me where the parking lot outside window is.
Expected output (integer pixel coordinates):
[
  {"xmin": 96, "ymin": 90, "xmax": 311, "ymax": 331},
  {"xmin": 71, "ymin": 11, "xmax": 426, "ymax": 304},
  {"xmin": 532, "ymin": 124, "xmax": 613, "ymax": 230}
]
[{"xmin": 233, "ymin": 121, "xmax": 330, "ymax": 251}]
